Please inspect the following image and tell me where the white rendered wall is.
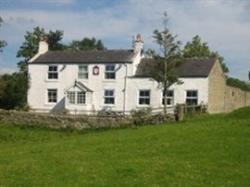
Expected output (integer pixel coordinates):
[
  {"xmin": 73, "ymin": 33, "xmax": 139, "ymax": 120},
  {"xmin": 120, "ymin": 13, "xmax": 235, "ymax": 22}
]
[{"xmin": 169, "ymin": 77, "xmax": 209, "ymax": 105}]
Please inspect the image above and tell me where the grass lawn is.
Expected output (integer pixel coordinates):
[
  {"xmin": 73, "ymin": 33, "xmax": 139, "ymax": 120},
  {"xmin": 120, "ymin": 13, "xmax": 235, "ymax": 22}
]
[{"xmin": 0, "ymin": 108, "xmax": 249, "ymax": 186}]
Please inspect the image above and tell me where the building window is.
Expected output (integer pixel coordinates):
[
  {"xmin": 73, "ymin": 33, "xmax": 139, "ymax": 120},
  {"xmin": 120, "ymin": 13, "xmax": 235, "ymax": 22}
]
[
  {"xmin": 162, "ymin": 90, "xmax": 174, "ymax": 106},
  {"xmin": 105, "ymin": 64, "xmax": 116, "ymax": 79},
  {"xmin": 48, "ymin": 65, "xmax": 58, "ymax": 79},
  {"xmin": 139, "ymin": 90, "xmax": 150, "ymax": 105},
  {"xmin": 77, "ymin": 91, "xmax": 86, "ymax": 104},
  {"xmin": 67, "ymin": 92, "xmax": 75, "ymax": 104},
  {"xmin": 186, "ymin": 90, "xmax": 198, "ymax": 105},
  {"xmin": 67, "ymin": 91, "xmax": 86, "ymax": 104},
  {"xmin": 78, "ymin": 65, "xmax": 88, "ymax": 79},
  {"xmin": 104, "ymin": 89, "xmax": 115, "ymax": 104},
  {"xmin": 48, "ymin": 89, "xmax": 57, "ymax": 103}
]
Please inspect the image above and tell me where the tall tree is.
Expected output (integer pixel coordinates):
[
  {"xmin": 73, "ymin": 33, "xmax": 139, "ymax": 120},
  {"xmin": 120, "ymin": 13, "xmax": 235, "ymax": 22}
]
[
  {"xmin": 0, "ymin": 16, "xmax": 7, "ymax": 52},
  {"xmin": 152, "ymin": 12, "xmax": 183, "ymax": 115},
  {"xmin": 17, "ymin": 27, "xmax": 64, "ymax": 73},
  {"xmin": 69, "ymin": 37, "xmax": 105, "ymax": 51},
  {"xmin": 183, "ymin": 35, "xmax": 229, "ymax": 73}
]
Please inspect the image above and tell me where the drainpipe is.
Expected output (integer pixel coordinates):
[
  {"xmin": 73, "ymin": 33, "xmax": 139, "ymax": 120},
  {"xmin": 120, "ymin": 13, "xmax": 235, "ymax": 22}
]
[{"xmin": 123, "ymin": 63, "xmax": 128, "ymax": 115}]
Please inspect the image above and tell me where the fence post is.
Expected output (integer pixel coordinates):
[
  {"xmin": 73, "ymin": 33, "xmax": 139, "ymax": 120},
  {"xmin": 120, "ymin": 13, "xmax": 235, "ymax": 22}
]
[{"xmin": 176, "ymin": 104, "xmax": 184, "ymax": 121}]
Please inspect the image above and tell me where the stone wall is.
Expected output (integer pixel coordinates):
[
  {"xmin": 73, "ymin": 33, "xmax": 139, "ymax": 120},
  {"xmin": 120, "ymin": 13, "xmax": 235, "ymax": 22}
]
[
  {"xmin": 224, "ymin": 86, "xmax": 250, "ymax": 113},
  {"xmin": 208, "ymin": 60, "xmax": 227, "ymax": 113},
  {"xmin": 0, "ymin": 109, "xmax": 174, "ymax": 130},
  {"xmin": 207, "ymin": 60, "xmax": 250, "ymax": 113}
]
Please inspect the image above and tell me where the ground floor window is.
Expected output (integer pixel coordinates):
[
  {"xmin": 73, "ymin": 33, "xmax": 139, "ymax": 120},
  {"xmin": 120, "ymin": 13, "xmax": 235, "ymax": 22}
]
[
  {"xmin": 67, "ymin": 91, "xmax": 86, "ymax": 104},
  {"xmin": 162, "ymin": 90, "xmax": 174, "ymax": 106},
  {"xmin": 77, "ymin": 91, "xmax": 86, "ymax": 104},
  {"xmin": 139, "ymin": 90, "xmax": 150, "ymax": 105},
  {"xmin": 67, "ymin": 92, "xmax": 75, "ymax": 104},
  {"xmin": 48, "ymin": 89, "xmax": 57, "ymax": 103},
  {"xmin": 186, "ymin": 90, "xmax": 198, "ymax": 105},
  {"xmin": 104, "ymin": 89, "xmax": 115, "ymax": 104}
]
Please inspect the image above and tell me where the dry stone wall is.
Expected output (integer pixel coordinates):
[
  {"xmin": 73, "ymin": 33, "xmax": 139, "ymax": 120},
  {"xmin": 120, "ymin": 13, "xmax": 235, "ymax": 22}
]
[{"xmin": 0, "ymin": 109, "xmax": 174, "ymax": 130}]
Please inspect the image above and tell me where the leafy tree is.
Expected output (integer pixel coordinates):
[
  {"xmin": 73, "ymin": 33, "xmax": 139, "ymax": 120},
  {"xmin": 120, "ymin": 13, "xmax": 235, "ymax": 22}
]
[
  {"xmin": 69, "ymin": 37, "xmax": 105, "ymax": 51},
  {"xmin": 183, "ymin": 35, "xmax": 229, "ymax": 73},
  {"xmin": 0, "ymin": 16, "xmax": 7, "ymax": 52},
  {"xmin": 17, "ymin": 27, "xmax": 65, "ymax": 73},
  {"xmin": 0, "ymin": 73, "xmax": 28, "ymax": 109},
  {"xmin": 227, "ymin": 77, "xmax": 250, "ymax": 91},
  {"xmin": 151, "ymin": 12, "xmax": 183, "ymax": 115}
]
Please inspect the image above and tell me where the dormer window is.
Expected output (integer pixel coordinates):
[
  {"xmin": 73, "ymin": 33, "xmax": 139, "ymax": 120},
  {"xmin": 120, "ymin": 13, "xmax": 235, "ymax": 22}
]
[
  {"xmin": 48, "ymin": 65, "xmax": 58, "ymax": 79},
  {"xmin": 105, "ymin": 64, "xmax": 116, "ymax": 79}
]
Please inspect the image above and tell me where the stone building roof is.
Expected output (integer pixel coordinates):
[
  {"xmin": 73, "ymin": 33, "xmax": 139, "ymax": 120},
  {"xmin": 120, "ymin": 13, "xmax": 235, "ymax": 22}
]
[
  {"xmin": 135, "ymin": 58, "xmax": 217, "ymax": 78},
  {"xmin": 31, "ymin": 50, "xmax": 136, "ymax": 64}
]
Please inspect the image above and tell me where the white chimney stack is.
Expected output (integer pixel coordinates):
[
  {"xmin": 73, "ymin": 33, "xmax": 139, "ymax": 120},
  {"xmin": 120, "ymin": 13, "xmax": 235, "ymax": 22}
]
[
  {"xmin": 134, "ymin": 33, "xmax": 144, "ymax": 53},
  {"xmin": 38, "ymin": 36, "xmax": 48, "ymax": 54}
]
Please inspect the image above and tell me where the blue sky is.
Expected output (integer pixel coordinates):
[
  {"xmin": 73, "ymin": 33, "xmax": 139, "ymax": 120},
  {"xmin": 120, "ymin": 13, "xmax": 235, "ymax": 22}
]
[{"xmin": 0, "ymin": 0, "xmax": 250, "ymax": 80}]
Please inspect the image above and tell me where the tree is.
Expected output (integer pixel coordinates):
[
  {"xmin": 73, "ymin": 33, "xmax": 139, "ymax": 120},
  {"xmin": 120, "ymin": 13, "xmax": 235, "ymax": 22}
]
[
  {"xmin": 183, "ymin": 35, "xmax": 229, "ymax": 73},
  {"xmin": 69, "ymin": 37, "xmax": 105, "ymax": 51},
  {"xmin": 17, "ymin": 27, "xmax": 65, "ymax": 73},
  {"xmin": 227, "ymin": 77, "xmax": 250, "ymax": 91},
  {"xmin": 152, "ymin": 12, "xmax": 183, "ymax": 115},
  {"xmin": 0, "ymin": 73, "xmax": 28, "ymax": 109},
  {"xmin": 0, "ymin": 16, "xmax": 7, "ymax": 52}
]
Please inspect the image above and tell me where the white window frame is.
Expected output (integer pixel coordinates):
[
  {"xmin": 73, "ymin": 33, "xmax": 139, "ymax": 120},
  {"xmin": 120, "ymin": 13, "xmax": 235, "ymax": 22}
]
[
  {"xmin": 67, "ymin": 91, "xmax": 86, "ymax": 105},
  {"xmin": 78, "ymin": 65, "xmax": 88, "ymax": 79},
  {"xmin": 67, "ymin": 91, "xmax": 75, "ymax": 104},
  {"xmin": 138, "ymin": 90, "xmax": 150, "ymax": 106},
  {"xmin": 77, "ymin": 91, "xmax": 86, "ymax": 104},
  {"xmin": 104, "ymin": 89, "xmax": 115, "ymax": 105},
  {"xmin": 47, "ymin": 89, "xmax": 57, "ymax": 103},
  {"xmin": 48, "ymin": 65, "xmax": 58, "ymax": 80},
  {"xmin": 186, "ymin": 90, "xmax": 198, "ymax": 105},
  {"xmin": 105, "ymin": 64, "xmax": 116, "ymax": 79},
  {"xmin": 162, "ymin": 90, "xmax": 174, "ymax": 106}
]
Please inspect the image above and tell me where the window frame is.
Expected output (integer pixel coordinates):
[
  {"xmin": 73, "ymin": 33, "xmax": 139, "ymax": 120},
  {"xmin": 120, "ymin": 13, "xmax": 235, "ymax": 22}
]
[
  {"xmin": 138, "ymin": 89, "xmax": 150, "ymax": 106},
  {"xmin": 105, "ymin": 64, "xmax": 116, "ymax": 79},
  {"xmin": 48, "ymin": 65, "xmax": 58, "ymax": 80},
  {"xmin": 162, "ymin": 90, "xmax": 174, "ymax": 106},
  {"xmin": 78, "ymin": 65, "xmax": 88, "ymax": 79},
  {"xmin": 66, "ymin": 91, "xmax": 86, "ymax": 105},
  {"xmin": 104, "ymin": 89, "xmax": 115, "ymax": 105},
  {"xmin": 186, "ymin": 90, "xmax": 198, "ymax": 105},
  {"xmin": 77, "ymin": 91, "xmax": 86, "ymax": 104},
  {"xmin": 47, "ymin": 89, "xmax": 57, "ymax": 103},
  {"xmin": 67, "ymin": 91, "xmax": 75, "ymax": 104}
]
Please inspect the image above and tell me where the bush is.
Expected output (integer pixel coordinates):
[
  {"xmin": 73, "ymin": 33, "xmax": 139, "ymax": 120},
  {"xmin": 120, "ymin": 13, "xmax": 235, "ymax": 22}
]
[{"xmin": 131, "ymin": 108, "xmax": 152, "ymax": 126}]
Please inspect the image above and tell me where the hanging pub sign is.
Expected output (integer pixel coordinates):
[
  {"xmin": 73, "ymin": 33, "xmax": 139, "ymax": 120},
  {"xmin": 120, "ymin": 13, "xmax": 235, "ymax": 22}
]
[{"xmin": 93, "ymin": 65, "xmax": 99, "ymax": 75}]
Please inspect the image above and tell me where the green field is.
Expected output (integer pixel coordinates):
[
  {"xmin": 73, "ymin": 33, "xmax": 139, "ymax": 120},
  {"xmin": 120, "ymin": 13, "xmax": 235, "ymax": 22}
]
[{"xmin": 0, "ymin": 108, "xmax": 250, "ymax": 186}]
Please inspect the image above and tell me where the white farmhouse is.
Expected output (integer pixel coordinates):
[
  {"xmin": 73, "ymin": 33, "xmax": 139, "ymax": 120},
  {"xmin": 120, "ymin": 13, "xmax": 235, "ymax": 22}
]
[{"xmin": 28, "ymin": 34, "xmax": 228, "ymax": 114}]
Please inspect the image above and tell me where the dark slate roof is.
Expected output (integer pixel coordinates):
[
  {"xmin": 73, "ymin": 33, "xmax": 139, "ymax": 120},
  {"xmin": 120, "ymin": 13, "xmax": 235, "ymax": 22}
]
[
  {"xmin": 31, "ymin": 50, "xmax": 136, "ymax": 64},
  {"xmin": 135, "ymin": 58, "xmax": 216, "ymax": 78}
]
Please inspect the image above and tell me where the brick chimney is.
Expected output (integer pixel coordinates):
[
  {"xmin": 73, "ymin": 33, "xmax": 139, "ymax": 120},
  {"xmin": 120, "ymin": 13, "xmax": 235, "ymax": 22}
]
[
  {"xmin": 38, "ymin": 35, "xmax": 48, "ymax": 54},
  {"xmin": 134, "ymin": 33, "xmax": 144, "ymax": 53}
]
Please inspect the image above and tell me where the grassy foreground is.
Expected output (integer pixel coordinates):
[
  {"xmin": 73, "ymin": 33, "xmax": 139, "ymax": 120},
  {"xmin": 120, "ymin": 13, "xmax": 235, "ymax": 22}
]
[{"xmin": 0, "ymin": 108, "xmax": 250, "ymax": 186}]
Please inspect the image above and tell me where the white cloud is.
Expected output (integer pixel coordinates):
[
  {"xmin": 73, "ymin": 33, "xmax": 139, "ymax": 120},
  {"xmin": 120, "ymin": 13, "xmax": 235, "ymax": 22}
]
[{"xmin": 1, "ymin": 0, "xmax": 250, "ymax": 80}]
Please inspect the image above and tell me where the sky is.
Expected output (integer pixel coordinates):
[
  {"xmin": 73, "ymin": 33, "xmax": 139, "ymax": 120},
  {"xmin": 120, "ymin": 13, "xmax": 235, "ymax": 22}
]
[{"xmin": 0, "ymin": 0, "xmax": 250, "ymax": 81}]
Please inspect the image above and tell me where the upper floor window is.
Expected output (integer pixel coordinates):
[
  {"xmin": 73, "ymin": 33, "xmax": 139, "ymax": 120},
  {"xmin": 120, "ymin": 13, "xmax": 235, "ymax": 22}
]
[
  {"xmin": 78, "ymin": 65, "xmax": 88, "ymax": 79},
  {"xmin": 48, "ymin": 65, "xmax": 58, "ymax": 79},
  {"xmin": 104, "ymin": 89, "xmax": 115, "ymax": 104},
  {"xmin": 186, "ymin": 90, "xmax": 198, "ymax": 105},
  {"xmin": 162, "ymin": 90, "xmax": 174, "ymax": 106},
  {"xmin": 139, "ymin": 90, "xmax": 150, "ymax": 105},
  {"xmin": 105, "ymin": 64, "xmax": 116, "ymax": 79},
  {"xmin": 47, "ymin": 89, "xmax": 57, "ymax": 103}
]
